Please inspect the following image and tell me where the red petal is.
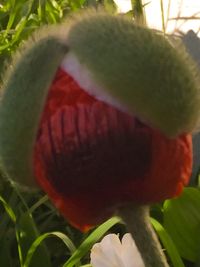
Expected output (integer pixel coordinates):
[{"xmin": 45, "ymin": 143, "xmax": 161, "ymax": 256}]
[{"xmin": 33, "ymin": 68, "xmax": 192, "ymax": 231}]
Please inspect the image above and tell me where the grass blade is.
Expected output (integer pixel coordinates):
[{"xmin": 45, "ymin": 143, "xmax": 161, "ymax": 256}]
[
  {"xmin": 151, "ymin": 217, "xmax": 185, "ymax": 267},
  {"xmin": 0, "ymin": 195, "xmax": 16, "ymax": 222},
  {"xmin": 23, "ymin": 231, "xmax": 76, "ymax": 267},
  {"xmin": 63, "ymin": 216, "xmax": 121, "ymax": 267},
  {"xmin": 0, "ymin": 195, "xmax": 23, "ymax": 265},
  {"xmin": 18, "ymin": 211, "xmax": 52, "ymax": 267}
]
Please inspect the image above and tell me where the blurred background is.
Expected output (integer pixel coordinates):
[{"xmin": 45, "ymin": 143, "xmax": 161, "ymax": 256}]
[{"xmin": 115, "ymin": 0, "xmax": 200, "ymax": 35}]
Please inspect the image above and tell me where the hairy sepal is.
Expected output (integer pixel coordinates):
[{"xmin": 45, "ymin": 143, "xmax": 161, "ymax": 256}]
[
  {"xmin": 0, "ymin": 36, "xmax": 68, "ymax": 187},
  {"xmin": 67, "ymin": 12, "xmax": 200, "ymax": 137}
]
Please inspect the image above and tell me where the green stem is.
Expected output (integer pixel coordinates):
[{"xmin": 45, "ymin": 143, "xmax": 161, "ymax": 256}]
[
  {"xmin": 160, "ymin": 0, "xmax": 166, "ymax": 35},
  {"xmin": 118, "ymin": 204, "xmax": 169, "ymax": 267},
  {"xmin": 131, "ymin": 0, "xmax": 146, "ymax": 26}
]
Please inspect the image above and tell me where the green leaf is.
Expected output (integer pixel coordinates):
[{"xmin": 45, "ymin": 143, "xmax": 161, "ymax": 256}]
[
  {"xmin": 3, "ymin": 5, "xmax": 16, "ymax": 37},
  {"xmin": 0, "ymin": 194, "xmax": 23, "ymax": 265},
  {"xmin": 18, "ymin": 211, "xmax": 52, "ymax": 267},
  {"xmin": 103, "ymin": 0, "xmax": 117, "ymax": 13},
  {"xmin": 163, "ymin": 187, "xmax": 200, "ymax": 262},
  {"xmin": 0, "ymin": 195, "xmax": 16, "ymax": 222},
  {"xmin": 131, "ymin": 0, "xmax": 146, "ymax": 25},
  {"xmin": 29, "ymin": 195, "xmax": 48, "ymax": 213},
  {"xmin": 23, "ymin": 231, "xmax": 76, "ymax": 267},
  {"xmin": 151, "ymin": 218, "xmax": 185, "ymax": 267},
  {"xmin": 63, "ymin": 216, "xmax": 121, "ymax": 267},
  {"xmin": 10, "ymin": 16, "xmax": 27, "ymax": 45}
]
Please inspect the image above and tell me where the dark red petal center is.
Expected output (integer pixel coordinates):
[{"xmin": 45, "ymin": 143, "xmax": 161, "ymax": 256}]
[
  {"xmin": 33, "ymin": 68, "xmax": 192, "ymax": 231},
  {"xmin": 36, "ymin": 104, "xmax": 152, "ymax": 194}
]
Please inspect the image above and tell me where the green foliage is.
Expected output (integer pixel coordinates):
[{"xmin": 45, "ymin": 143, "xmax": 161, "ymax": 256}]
[
  {"xmin": 63, "ymin": 217, "xmax": 121, "ymax": 267},
  {"xmin": 151, "ymin": 218, "xmax": 185, "ymax": 267},
  {"xmin": 0, "ymin": 0, "xmax": 59, "ymax": 76},
  {"xmin": 1, "ymin": 186, "xmax": 200, "ymax": 267},
  {"xmin": 0, "ymin": 0, "xmax": 79, "ymax": 53},
  {"xmin": 18, "ymin": 212, "xmax": 52, "ymax": 267},
  {"xmin": 131, "ymin": 0, "xmax": 146, "ymax": 25},
  {"xmin": 0, "ymin": 0, "xmax": 117, "ymax": 78},
  {"xmin": 23, "ymin": 231, "xmax": 76, "ymax": 267},
  {"xmin": 0, "ymin": 190, "xmax": 121, "ymax": 267},
  {"xmin": 163, "ymin": 188, "xmax": 200, "ymax": 263}
]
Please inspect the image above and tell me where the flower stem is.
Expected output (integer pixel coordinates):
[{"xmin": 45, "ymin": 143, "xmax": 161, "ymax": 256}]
[
  {"xmin": 131, "ymin": 0, "xmax": 146, "ymax": 26},
  {"xmin": 118, "ymin": 204, "xmax": 169, "ymax": 267}
]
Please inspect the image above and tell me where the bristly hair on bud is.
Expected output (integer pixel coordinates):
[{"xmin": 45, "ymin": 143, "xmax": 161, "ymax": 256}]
[
  {"xmin": 66, "ymin": 11, "xmax": 200, "ymax": 137},
  {"xmin": 0, "ymin": 32, "xmax": 69, "ymax": 187},
  {"xmin": 0, "ymin": 9, "xmax": 199, "ymax": 188}
]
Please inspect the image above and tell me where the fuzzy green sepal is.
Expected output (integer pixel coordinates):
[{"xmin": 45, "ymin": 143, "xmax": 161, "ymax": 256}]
[
  {"xmin": 67, "ymin": 12, "xmax": 200, "ymax": 137},
  {"xmin": 0, "ymin": 36, "xmax": 68, "ymax": 186}
]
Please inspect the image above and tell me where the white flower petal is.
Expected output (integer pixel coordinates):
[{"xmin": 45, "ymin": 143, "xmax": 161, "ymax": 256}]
[
  {"xmin": 91, "ymin": 234, "xmax": 125, "ymax": 267},
  {"xmin": 121, "ymin": 234, "xmax": 145, "ymax": 267},
  {"xmin": 100, "ymin": 234, "xmax": 122, "ymax": 257},
  {"xmin": 90, "ymin": 233, "xmax": 145, "ymax": 267},
  {"xmin": 91, "ymin": 245, "xmax": 114, "ymax": 267}
]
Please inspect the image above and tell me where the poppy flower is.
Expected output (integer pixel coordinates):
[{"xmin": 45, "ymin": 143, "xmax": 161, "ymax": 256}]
[
  {"xmin": 0, "ymin": 12, "xmax": 198, "ymax": 232},
  {"xmin": 33, "ymin": 66, "xmax": 192, "ymax": 231},
  {"xmin": 90, "ymin": 233, "xmax": 145, "ymax": 267}
]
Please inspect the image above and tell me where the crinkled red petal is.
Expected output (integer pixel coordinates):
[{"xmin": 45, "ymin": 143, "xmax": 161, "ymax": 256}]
[{"xmin": 33, "ymin": 68, "xmax": 192, "ymax": 231}]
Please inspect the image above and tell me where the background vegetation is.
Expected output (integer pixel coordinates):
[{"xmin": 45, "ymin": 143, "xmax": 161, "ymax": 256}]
[{"xmin": 0, "ymin": 1, "xmax": 200, "ymax": 267}]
